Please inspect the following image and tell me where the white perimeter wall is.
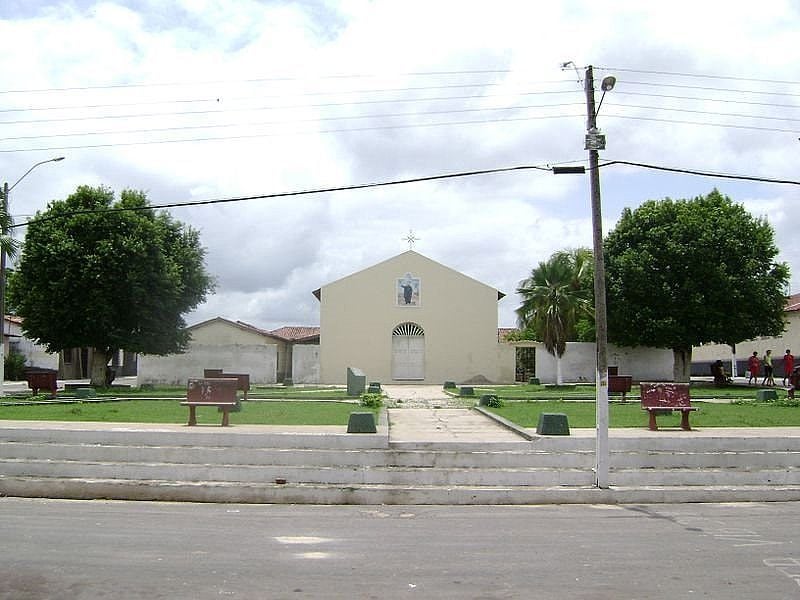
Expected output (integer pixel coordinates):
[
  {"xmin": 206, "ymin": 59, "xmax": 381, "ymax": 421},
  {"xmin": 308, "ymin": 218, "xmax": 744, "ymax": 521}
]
[
  {"xmin": 528, "ymin": 342, "xmax": 674, "ymax": 383},
  {"xmin": 14, "ymin": 337, "xmax": 59, "ymax": 371},
  {"xmin": 138, "ymin": 344, "xmax": 277, "ymax": 386},
  {"xmin": 693, "ymin": 312, "xmax": 800, "ymax": 363},
  {"xmin": 292, "ymin": 345, "xmax": 320, "ymax": 384}
]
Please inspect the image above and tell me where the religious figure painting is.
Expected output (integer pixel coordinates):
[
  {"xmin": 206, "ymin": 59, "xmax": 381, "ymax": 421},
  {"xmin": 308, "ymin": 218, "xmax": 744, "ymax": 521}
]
[{"xmin": 397, "ymin": 274, "xmax": 421, "ymax": 306}]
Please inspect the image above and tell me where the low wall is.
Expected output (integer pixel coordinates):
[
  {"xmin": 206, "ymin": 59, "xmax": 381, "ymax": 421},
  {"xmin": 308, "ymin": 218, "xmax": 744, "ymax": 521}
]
[
  {"xmin": 520, "ymin": 342, "xmax": 673, "ymax": 384},
  {"xmin": 15, "ymin": 337, "xmax": 59, "ymax": 371},
  {"xmin": 292, "ymin": 345, "xmax": 320, "ymax": 384},
  {"xmin": 138, "ymin": 344, "xmax": 277, "ymax": 386}
]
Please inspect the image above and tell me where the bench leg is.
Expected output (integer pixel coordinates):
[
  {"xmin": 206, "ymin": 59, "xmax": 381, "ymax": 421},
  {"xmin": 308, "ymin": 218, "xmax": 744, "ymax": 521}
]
[
  {"xmin": 648, "ymin": 411, "xmax": 658, "ymax": 431},
  {"xmin": 680, "ymin": 411, "xmax": 692, "ymax": 431},
  {"xmin": 187, "ymin": 405, "xmax": 197, "ymax": 426},
  {"xmin": 221, "ymin": 409, "xmax": 230, "ymax": 427}
]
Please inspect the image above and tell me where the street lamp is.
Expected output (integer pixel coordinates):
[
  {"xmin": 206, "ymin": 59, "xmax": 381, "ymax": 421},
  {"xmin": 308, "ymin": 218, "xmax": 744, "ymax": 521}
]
[
  {"xmin": 0, "ymin": 156, "xmax": 65, "ymax": 395},
  {"xmin": 554, "ymin": 65, "xmax": 614, "ymax": 488}
]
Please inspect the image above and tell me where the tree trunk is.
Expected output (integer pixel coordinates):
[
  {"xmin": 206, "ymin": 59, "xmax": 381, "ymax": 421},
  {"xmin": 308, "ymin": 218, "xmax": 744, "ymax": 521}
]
[
  {"xmin": 672, "ymin": 347, "xmax": 692, "ymax": 382},
  {"xmin": 89, "ymin": 348, "xmax": 110, "ymax": 387},
  {"xmin": 555, "ymin": 355, "xmax": 563, "ymax": 385}
]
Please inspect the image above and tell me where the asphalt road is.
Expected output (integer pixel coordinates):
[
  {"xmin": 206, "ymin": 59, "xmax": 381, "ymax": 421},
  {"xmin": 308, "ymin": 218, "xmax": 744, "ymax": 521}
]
[{"xmin": 2, "ymin": 498, "xmax": 800, "ymax": 599}]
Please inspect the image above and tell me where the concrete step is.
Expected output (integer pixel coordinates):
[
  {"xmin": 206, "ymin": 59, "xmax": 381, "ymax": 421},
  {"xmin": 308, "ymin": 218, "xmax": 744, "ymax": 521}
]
[
  {"xmin": 0, "ymin": 441, "xmax": 595, "ymax": 469},
  {"xmin": 0, "ymin": 426, "xmax": 388, "ymax": 450},
  {"xmin": 3, "ymin": 476, "xmax": 800, "ymax": 505},
  {"xmin": 611, "ymin": 467, "xmax": 800, "ymax": 487},
  {"xmin": 0, "ymin": 458, "xmax": 596, "ymax": 486},
  {"xmin": 8, "ymin": 441, "xmax": 800, "ymax": 471},
  {"xmin": 611, "ymin": 450, "xmax": 800, "ymax": 469}
]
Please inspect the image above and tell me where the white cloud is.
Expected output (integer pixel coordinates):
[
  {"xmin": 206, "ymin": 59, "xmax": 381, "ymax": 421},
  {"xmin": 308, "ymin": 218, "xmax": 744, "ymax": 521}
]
[{"xmin": 2, "ymin": 0, "xmax": 798, "ymax": 334}]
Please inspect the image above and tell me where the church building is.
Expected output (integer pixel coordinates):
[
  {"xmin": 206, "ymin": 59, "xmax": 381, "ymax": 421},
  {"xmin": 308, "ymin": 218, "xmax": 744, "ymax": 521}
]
[{"xmin": 314, "ymin": 250, "xmax": 515, "ymax": 384}]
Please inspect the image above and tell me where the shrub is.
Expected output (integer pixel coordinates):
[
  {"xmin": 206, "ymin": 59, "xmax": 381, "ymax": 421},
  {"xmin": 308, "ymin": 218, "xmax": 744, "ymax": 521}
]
[
  {"xmin": 359, "ymin": 393, "xmax": 383, "ymax": 408},
  {"xmin": 4, "ymin": 351, "xmax": 27, "ymax": 381}
]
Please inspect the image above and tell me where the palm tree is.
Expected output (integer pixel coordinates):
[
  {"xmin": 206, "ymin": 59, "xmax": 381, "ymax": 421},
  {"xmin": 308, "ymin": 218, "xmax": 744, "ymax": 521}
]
[
  {"xmin": 516, "ymin": 249, "xmax": 593, "ymax": 384},
  {"xmin": 0, "ymin": 202, "xmax": 19, "ymax": 260}
]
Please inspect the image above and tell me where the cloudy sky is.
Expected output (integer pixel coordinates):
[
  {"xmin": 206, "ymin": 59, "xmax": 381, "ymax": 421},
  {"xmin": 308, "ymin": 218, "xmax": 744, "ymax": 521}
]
[{"xmin": 1, "ymin": 1, "xmax": 798, "ymax": 331}]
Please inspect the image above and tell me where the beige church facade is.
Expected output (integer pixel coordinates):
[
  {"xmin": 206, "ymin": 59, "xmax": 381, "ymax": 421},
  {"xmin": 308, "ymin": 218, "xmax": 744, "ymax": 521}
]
[{"xmin": 315, "ymin": 251, "xmax": 516, "ymax": 385}]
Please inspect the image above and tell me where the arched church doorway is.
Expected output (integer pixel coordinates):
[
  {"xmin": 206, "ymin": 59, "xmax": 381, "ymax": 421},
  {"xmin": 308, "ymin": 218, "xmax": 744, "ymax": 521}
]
[{"xmin": 391, "ymin": 322, "xmax": 425, "ymax": 380}]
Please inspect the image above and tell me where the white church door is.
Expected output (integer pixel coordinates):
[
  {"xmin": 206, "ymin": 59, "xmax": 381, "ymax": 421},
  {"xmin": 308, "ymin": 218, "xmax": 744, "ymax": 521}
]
[{"xmin": 392, "ymin": 322, "xmax": 425, "ymax": 380}]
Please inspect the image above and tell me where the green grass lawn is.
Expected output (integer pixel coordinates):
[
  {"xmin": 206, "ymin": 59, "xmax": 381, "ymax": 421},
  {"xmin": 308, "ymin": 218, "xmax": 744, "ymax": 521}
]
[
  {"xmin": 474, "ymin": 383, "xmax": 789, "ymax": 402},
  {"xmin": 486, "ymin": 400, "xmax": 800, "ymax": 428},
  {"xmin": 92, "ymin": 385, "xmax": 350, "ymax": 401},
  {"xmin": 0, "ymin": 399, "xmax": 377, "ymax": 426}
]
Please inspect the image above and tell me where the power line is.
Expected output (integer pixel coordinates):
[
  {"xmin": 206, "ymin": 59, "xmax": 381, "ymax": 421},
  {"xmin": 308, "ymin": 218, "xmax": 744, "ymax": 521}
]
[
  {"xmin": 0, "ymin": 69, "xmax": 519, "ymax": 95},
  {"xmin": 607, "ymin": 102, "xmax": 800, "ymax": 124},
  {"xmin": 622, "ymin": 80, "xmax": 800, "ymax": 98},
  {"xmin": 12, "ymin": 163, "xmax": 553, "ymax": 229},
  {"xmin": 598, "ymin": 66, "xmax": 800, "ymax": 86},
  {"xmin": 0, "ymin": 113, "xmax": 585, "ymax": 154},
  {"xmin": 14, "ymin": 159, "xmax": 799, "ymax": 231},
  {"xmin": 604, "ymin": 112, "xmax": 800, "ymax": 135},
  {"xmin": 618, "ymin": 90, "xmax": 800, "ymax": 110},
  {"xmin": 1, "ymin": 102, "xmax": 586, "ymax": 142},
  {"xmin": 0, "ymin": 92, "xmax": 580, "ymax": 126},
  {"xmin": 0, "ymin": 87, "xmax": 578, "ymax": 116},
  {"xmin": 600, "ymin": 160, "xmax": 800, "ymax": 185}
]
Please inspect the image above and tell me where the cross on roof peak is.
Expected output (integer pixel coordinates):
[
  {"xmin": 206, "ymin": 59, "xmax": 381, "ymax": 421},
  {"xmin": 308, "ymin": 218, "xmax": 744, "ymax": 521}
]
[{"xmin": 403, "ymin": 229, "xmax": 420, "ymax": 250}]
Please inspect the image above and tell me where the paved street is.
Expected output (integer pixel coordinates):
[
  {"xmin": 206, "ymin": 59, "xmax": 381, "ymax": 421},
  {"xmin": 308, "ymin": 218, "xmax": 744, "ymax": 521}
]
[{"xmin": 2, "ymin": 498, "xmax": 800, "ymax": 599}]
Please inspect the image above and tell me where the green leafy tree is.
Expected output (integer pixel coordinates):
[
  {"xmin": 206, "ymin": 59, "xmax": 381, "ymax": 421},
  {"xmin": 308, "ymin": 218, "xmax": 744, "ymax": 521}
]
[
  {"xmin": 515, "ymin": 248, "xmax": 594, "ymax": 384},
  {"xmin": 10, "ymin": 185, "xmax": 215, "ymax": 386},
  {"xmin": 604, "ymin": 189, "xmax": 789, "ymax": 382}
]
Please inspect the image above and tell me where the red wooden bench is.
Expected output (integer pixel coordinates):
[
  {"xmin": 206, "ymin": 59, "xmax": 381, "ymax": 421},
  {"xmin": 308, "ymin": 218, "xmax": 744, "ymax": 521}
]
[
  {"xmin": 181, "ymin": 378, "xmax": 240, "ymax": 426},
  {"xmin": 609, "ymin": 375, "xmax": 632, "ymax": 401},
  {"xmin": 640, "ymin": 382, "xmax": 697, "ymax": 431},
  {"xmin": 203, "ymin": 369, "xmax": 250, "ymax": 400},
  {"xmin": 23, "ymin": 367, "xmax": 58, "ymax": 396}
]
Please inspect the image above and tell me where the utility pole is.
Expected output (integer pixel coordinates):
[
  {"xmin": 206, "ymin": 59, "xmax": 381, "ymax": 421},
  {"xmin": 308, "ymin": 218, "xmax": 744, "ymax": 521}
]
[
  {"xmin": 0, "ymin": 182, "xmax": 7, "ymax": 397},
  {"xmin": 584, "ymin": 65, "xmax": 611, "ymax": 488}
]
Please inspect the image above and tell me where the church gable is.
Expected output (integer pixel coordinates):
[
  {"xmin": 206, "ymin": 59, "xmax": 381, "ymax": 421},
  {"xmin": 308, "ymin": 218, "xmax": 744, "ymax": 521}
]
[
  {"xmin": 317, "ymin": 251, "xmax": 512, "ymax": 384},
  {"xmin": 319, "ymin": 250, "xmax": 503, "ymax": 302}
]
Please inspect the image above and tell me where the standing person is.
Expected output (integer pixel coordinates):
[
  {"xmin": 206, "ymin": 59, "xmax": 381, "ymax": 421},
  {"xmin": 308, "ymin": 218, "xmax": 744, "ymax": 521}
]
[
  {"xmin": 762, "ymin": 349, "xmax": 775, "ymax": 386},
  {"xmin": 783, "ymin": 349, "xmax": 795, "ymax": 387},
  {"xmin": 747, "ymin": 351, "xmax": 760, "ymax": 385}
]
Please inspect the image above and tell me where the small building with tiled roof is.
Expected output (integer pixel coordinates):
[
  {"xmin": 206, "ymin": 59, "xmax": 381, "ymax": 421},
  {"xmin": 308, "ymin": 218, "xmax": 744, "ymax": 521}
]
[
  {"xmin": 138, "ymin": 316, "xmax": 287, "ymax": 385},
  {"xmin": 268, "ymin": 326, "xmax": 320, "ymax": 343}
]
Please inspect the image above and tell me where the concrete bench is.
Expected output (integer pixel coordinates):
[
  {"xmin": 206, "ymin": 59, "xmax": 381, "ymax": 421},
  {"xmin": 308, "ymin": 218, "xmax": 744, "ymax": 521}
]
[
  {"xmin": 203, "ymin": 370, "xmax": 250, "ymax": 400},
  {"xmin": 182, "ymin": 378, "xmax": 240, "ymax": 426},
  {"xmin": 640, "ymin": 382, "xmax": 697, "ymax": 431},
  {"xmin": 23, "ymin": 368, "xmax": 58, "ymax": 396}
]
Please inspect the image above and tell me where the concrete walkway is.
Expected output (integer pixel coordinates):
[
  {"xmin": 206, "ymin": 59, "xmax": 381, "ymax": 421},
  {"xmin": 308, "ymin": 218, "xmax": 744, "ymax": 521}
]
[
  {"xmin": 381, "ymin": 384, "xmax": 524, "ymax": 442},
  {"xmin": 388, "ymin": 408, "xmax": 524, "ymax": 442}
]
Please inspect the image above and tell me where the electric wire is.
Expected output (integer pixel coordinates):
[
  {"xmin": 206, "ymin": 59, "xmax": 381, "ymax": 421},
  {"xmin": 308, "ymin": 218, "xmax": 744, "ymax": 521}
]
[
  {"xmin": 606, "ymin": 103, "xmax": 800, "ymax": 124},
  {"xmin": 0, "ymin": 113, "xmax": 586, "ymax": 154},
  {"xmin": 11, "ymin": 163, "xmax": 552, "ymax": 229},
  {"xmin": 2, "ymin": 102, "xmax": 586, "ymax": 142},
  {"xmin": 599, "ymin": 160, "xmax": 800, "ymax": 185},
  {"xmin": 604, "ymin": 112, "xmax": 800, "ymax": 135},
  {"xmin": 12, "ymin": 159, "xmax": 799, "ymax": 231},
  {"xmin": 597, "ymin": 66, "xmax": 800, "ymax": 86},
  {"xmin": 0, "ymin": 69, "xmax": 519, "ymax": 95}
]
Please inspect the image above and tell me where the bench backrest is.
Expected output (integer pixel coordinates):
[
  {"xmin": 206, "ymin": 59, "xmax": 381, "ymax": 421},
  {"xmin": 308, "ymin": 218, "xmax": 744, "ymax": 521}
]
[
  {"xmin": 202, "ymin": 370, "xmax": 250, "ymax": 391},
  {"xmin": 608, "ymin": 375, "xmax": 632, "ymax": 393},
  {"xmin": 187, "ymin": 378, "xmax": 239, "ymax": 403},
  {"xmin": 640, "ymin": 382, "xmax": 691, "ymax": 408}
]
